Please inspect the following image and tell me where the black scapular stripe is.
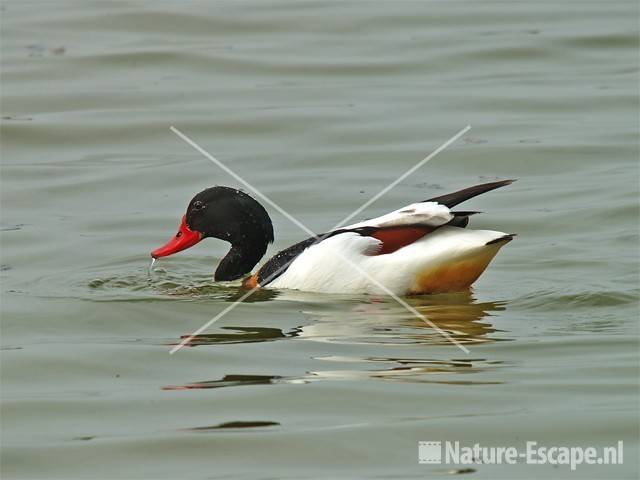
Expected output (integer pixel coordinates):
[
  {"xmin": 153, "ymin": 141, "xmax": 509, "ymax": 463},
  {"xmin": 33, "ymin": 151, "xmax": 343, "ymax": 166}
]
[{"xmin": 256, "ymin": 235, "xmax": 322, "ymax": 285}]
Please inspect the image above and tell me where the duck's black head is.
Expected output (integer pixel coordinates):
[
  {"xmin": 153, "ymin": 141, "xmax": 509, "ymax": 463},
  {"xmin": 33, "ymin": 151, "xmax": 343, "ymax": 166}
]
[{"xmin": 151, "ymin": 186, "xmax": 274, "ymax": 281}]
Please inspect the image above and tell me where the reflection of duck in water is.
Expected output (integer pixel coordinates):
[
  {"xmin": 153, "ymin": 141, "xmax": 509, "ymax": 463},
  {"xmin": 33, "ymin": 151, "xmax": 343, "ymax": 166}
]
[
  {"xmin": 151, "ymin": 180, "xmax": 516, "ymax": 294},
  {"xmin": 168, "ymin": 291, "xmax": 504, "ymax": 349},
  {"xmin": 295, "ymin": 291, "xmax": 505, "ymax": 346},
  {"xmin": 166, "ymin": 293, "xmax": 508, "ymax": 390}
]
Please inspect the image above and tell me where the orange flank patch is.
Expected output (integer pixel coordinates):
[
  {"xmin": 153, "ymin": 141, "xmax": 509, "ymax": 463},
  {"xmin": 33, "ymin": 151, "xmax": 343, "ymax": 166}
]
[
  {"xmin": 409, "ymin": 248, "xmax": 500, "ymax": 294},
  {"xmin": 242, "ymin": 274, "xmax": 259, "ymax": 289},
  {"xmin": 371, "ymin": 226, "xmax": 434, "ymax": 255}
]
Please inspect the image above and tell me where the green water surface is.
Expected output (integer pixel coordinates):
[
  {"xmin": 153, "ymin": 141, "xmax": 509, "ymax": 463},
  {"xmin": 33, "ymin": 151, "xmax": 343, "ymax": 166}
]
[{"xmin": 1, "ymin": 1, "xmax": 638, "ymax": 478}]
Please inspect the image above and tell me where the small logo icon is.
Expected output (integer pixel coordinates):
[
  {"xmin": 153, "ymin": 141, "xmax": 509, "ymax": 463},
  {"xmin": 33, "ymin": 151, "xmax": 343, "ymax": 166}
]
[{"xmin": 419, "ymin": 441, "xmax": 442, "ymax": 464}]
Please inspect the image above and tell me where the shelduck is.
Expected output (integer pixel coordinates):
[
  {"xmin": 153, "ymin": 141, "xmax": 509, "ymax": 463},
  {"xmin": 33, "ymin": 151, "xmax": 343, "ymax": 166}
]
[{"xmin": 151, "ymin": 180, "xmax": 515, "ymax": 295}]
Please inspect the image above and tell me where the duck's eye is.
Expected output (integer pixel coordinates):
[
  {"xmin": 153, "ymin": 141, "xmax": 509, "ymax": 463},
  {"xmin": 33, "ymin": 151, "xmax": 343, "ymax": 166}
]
[
  {"xmin": 176, "ymin": 231, "xmax": 183, "ymax": 238},
  {"xmin": 192, "ymin": 201, "xmax": 204, "ymax": 211}
]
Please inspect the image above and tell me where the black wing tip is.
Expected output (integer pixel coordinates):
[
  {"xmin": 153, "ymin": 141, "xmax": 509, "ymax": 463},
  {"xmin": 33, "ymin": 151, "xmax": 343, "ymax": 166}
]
[
  {"xmin": 468, "ymin": 178, "xmax": 517, "ymax": 189},
  {"xmin": 451, "ymin": 210, "xmax": 482, "ymax": 216},
  {"xmin": 424, "ymin": 178, "xmax": 517, "ymax": 208},
  {"xmin": 485, "ymin": 233, "xmax": 517, "ymax": 245}
]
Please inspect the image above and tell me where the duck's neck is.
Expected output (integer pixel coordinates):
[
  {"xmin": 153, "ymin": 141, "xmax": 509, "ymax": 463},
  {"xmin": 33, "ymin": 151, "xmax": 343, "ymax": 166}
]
[{"xmin": 214, "ymin": 241, "xmax": 268, "ymax": 282}]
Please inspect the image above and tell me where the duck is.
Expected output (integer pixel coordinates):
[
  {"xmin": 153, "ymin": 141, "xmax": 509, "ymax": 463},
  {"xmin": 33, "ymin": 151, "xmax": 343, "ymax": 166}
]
[{"xmin": 151, "ymin": 179, "xmax": 516, "ymax": 295}]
